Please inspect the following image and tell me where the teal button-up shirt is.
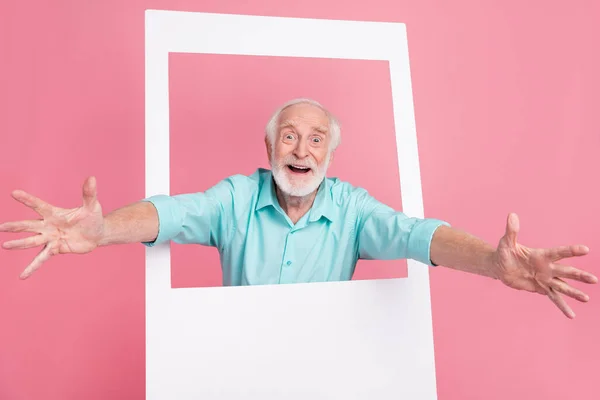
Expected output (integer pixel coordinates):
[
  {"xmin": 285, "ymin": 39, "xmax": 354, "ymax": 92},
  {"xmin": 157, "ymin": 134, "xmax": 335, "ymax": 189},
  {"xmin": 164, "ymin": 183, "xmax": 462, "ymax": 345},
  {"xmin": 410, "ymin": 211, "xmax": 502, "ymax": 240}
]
[{"xmin": 143, "ymin": 168, "xmax": 449, "ymax": 286}]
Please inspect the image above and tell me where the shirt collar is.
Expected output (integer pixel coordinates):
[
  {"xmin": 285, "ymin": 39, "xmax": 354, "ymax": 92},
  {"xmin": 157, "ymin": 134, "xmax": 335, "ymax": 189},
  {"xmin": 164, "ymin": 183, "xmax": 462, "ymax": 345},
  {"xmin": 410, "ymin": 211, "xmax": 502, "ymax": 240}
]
[
  {"xmin": 256, "ymin": 170, "xmax": 279, "ymax": 211},
  {"xmin": 256, "ymin": 169, "xmax": 336, "ymax": 223}
]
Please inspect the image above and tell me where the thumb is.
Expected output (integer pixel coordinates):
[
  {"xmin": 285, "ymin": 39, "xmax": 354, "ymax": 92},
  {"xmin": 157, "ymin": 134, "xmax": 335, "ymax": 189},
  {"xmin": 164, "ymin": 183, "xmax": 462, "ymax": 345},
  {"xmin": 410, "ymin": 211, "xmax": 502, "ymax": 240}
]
[
  {"xmin": 504, "ymin": 212, "xmax": 519, "ymax": 247},
  {"xmin": 82, "ymin": 176, "xmax": 98, "ymax": 208}
]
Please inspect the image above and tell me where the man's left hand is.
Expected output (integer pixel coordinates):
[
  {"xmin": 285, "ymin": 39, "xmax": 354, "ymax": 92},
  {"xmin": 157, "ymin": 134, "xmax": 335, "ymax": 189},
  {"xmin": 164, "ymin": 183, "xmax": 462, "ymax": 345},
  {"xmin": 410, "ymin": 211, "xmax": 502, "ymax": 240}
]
[{"xmin": 493, "ymin": 213, "xmax": 598, "ymax": 319}]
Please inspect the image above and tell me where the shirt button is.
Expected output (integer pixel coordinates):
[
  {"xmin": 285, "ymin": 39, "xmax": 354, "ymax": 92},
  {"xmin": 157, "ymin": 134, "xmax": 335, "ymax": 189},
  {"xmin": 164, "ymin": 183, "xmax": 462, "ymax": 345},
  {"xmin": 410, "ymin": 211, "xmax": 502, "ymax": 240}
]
[{"xmin": 286, "ymin": 260, "xmax": 292, "ymax": 266}]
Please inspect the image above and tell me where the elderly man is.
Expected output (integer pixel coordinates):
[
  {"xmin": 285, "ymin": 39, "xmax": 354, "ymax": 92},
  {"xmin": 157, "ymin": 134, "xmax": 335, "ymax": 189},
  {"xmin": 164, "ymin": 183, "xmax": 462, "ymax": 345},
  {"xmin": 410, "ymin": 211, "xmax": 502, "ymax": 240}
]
[{"xmin": 0, "ymin": 98, "xmax": 597, "ymax": 318}]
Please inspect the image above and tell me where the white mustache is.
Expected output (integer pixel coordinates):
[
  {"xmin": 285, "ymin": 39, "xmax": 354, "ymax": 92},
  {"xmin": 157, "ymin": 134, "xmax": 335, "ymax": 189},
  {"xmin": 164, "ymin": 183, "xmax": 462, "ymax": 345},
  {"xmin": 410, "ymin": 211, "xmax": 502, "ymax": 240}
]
[{"xmin": 279, "ymin": 156, "xmax": 316, "ymax": 170}]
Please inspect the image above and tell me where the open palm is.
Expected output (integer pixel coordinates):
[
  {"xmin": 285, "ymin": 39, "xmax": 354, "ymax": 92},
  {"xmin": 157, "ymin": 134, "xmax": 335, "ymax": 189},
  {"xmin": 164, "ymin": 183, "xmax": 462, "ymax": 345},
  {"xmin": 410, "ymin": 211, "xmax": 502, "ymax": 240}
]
[
  {"xmin": 493, "ymin": 213, "xmax": 597, "ymax": 318},
  {"xmin": 0, "ymin": 177, "xmax": 104, "ymax": 279}
]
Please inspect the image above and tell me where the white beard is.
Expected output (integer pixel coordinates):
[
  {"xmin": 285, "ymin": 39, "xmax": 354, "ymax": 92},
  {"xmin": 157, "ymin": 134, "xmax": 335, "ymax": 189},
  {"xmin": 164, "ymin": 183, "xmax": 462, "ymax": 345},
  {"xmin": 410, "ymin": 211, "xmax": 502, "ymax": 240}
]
[{"xmin": 271, "ymin": 150, "xmax": 330, "ymax": 198}]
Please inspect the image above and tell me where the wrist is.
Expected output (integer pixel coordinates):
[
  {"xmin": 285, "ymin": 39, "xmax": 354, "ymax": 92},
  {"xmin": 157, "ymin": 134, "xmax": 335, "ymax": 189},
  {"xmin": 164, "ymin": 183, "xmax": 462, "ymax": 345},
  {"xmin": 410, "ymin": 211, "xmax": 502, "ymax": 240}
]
[
  {"xmin": 486, "ymin": 250, "xmax": 502, "ymax": 280},
  {"xmin": 97, "ymin": 219, "xmax": 110, "ymax": 247}
]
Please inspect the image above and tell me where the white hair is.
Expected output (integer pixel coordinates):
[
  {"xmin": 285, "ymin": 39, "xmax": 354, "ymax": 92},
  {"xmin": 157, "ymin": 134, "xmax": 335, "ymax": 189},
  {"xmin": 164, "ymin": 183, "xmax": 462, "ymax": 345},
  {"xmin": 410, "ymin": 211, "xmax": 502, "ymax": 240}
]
[{"xmin": 264, "ymin": 98, "xmax": 342, "ymax": 152}]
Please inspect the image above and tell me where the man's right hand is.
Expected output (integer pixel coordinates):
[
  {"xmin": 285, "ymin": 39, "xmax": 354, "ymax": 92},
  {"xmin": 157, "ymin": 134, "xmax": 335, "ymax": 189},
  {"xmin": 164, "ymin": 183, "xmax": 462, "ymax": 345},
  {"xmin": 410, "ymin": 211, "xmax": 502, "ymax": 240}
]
[{"xmin": 0, "ymin": 176, "xmax": 104, "ymax": 279}]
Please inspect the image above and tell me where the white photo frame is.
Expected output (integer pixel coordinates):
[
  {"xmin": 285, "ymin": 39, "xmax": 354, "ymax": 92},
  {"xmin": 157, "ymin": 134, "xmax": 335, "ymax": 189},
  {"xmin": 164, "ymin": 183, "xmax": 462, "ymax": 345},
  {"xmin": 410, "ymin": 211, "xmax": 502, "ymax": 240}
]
[{"xmin": 145, "ymin": 9, "xmax": 437, "ymax": 400}]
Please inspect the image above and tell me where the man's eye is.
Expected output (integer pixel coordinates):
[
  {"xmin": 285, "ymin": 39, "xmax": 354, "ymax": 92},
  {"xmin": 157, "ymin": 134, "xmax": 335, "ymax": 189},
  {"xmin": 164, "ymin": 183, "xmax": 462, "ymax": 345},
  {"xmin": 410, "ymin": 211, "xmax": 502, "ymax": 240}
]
[
  {"xmin": 312, "ymin": 137, "xmax": 321, "ymax": 143},
  {"xmin": 285, "ymin": 134, "xmax": 294, "ymax": 140}
]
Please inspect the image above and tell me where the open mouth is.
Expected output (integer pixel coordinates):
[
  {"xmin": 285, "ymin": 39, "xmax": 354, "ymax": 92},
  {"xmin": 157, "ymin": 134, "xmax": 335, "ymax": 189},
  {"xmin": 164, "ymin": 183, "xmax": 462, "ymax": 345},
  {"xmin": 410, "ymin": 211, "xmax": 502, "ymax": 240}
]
[{"xmin": 287, "ymin": 165, "xmax": 312, "ymax": 174}]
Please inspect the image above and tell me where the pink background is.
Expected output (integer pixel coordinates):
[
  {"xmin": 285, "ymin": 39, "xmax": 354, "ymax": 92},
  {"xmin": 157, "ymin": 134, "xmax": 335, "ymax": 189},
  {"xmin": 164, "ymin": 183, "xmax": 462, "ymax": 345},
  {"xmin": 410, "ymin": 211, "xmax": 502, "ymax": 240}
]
[{"xmin": 1, "ymin": 1, "xmax": 598, "ymax": 399}]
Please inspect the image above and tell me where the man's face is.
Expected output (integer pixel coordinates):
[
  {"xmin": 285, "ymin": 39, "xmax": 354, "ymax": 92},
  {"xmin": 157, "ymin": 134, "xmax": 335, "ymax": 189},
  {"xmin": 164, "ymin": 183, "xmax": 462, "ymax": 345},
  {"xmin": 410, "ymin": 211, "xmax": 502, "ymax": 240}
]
[{"xmin": 268, "ymin": 103, "xmax": 333, "ymax": 197}]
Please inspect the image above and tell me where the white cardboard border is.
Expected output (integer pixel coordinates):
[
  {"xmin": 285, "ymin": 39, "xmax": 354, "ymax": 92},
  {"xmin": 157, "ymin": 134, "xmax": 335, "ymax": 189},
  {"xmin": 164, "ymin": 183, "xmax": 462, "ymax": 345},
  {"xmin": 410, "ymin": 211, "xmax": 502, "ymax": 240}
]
[{"xmin": 145, "ymin": 10, "xmax": 436, "ymax": 400}]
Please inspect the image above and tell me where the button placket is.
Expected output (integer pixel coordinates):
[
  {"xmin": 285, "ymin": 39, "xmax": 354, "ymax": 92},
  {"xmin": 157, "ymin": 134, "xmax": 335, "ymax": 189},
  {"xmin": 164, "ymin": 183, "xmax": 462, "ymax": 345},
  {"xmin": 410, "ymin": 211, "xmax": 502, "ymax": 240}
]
[{"xmin": 283, "ymin": 229, "xmax": 295, "ymax": 268}]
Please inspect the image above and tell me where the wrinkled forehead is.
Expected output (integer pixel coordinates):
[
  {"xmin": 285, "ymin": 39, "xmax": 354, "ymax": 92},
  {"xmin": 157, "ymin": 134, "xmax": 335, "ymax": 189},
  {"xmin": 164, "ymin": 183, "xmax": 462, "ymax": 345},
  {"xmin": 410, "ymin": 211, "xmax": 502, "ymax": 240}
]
[{"xmin": 278, "ymin": 103, "xmax": 330, "ymax": 134}]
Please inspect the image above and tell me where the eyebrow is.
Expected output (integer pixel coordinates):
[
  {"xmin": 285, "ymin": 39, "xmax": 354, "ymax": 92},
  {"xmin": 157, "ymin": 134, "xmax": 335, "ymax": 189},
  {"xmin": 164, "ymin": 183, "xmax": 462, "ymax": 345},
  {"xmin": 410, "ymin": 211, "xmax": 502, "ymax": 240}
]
[{"xmin": 279, "ymin": 120, "xmax": 329, "ymax": 134}]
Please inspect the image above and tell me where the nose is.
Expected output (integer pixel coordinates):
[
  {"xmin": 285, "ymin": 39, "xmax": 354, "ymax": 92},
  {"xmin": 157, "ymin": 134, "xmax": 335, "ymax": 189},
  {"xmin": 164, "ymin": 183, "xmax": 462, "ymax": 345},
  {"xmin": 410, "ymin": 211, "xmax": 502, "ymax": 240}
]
[{"xmin": 293, "ymin": 137, "xmax": 309, "ymax": 159}]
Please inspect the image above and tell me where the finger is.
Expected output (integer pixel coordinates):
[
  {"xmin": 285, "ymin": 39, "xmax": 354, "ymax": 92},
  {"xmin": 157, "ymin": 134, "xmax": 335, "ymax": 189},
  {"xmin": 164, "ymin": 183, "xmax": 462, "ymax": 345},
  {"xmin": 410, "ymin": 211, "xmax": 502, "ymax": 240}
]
[
  {"xmin": 546, "ymin": 288, "xmax": 575, "ymax": 319},
  {"xmin": 504, "ymin": 213, "xmax": 519, "ymax": 246},
  {"xmin": 546, "ymin": 245, "xmax": 590, "ymax": 262},
  {"xmin": 2, "ymin": 234, "xmax": 48, "ymax": 250},
  {"xmin": 20, "ymin": 244, "xmax": 53, "ymax": 279},
  {"xmin": 11, "ymin": 190, "xmax": 53, "ymax": 217},
  {"xmin": 550, "ymin": 277, "xmax": 590, "ymax": 302},
  {"xmin": 553, "ymin": 263, "xmax": 598, "ymax": 284},
  {"xmin": 0, "ymin": 220, "xmax": 44, "ymax": 233},
  {"xmin": 82, "ymin": 176, "xmax": 97, "ymax": 209}
]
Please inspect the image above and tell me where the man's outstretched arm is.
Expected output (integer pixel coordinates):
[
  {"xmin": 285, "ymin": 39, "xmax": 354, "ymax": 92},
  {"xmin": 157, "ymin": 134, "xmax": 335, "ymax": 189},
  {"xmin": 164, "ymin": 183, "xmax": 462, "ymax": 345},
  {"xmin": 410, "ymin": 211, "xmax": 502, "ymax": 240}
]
[
  {"xmin": 1, "ymin": 174, "xmax": 237, "ymax": 279},
  {"xmin": 0, "ymin": 177, "xmax": 160, "ymax": 279},
  {"xmin": 99, "ymin": 201, "xmax": 159, "ymax": 246},
  {"xmin": 429, "ymin": 225, "xmax": 498, "ymax": 279},
  {"xmin": 429, "ymin": 213, "xmax": 598, "ymax": 318}
]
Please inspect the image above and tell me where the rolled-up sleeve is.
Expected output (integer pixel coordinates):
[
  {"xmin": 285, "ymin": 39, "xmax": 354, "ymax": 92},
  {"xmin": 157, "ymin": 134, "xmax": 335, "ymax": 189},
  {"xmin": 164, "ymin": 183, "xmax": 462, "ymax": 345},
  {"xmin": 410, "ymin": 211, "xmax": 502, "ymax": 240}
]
[
  {"xmin": 140, "ymin": 178, "xmax": 237, "ymax": 250},
  {"xmin": 357, "ymin": 197, "xmax": 450, "ymax": 266},
  {"xmin": 142, "ymin": 194, "xmax": 186, "ymax": 246}
]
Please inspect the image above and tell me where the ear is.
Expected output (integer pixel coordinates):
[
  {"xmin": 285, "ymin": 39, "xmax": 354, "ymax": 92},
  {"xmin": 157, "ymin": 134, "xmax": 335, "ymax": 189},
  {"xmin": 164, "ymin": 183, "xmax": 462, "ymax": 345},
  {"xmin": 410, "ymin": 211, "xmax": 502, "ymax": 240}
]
[{"xmin": 265, "ymin": 136, "xmax": 272, "ymax": 163}]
